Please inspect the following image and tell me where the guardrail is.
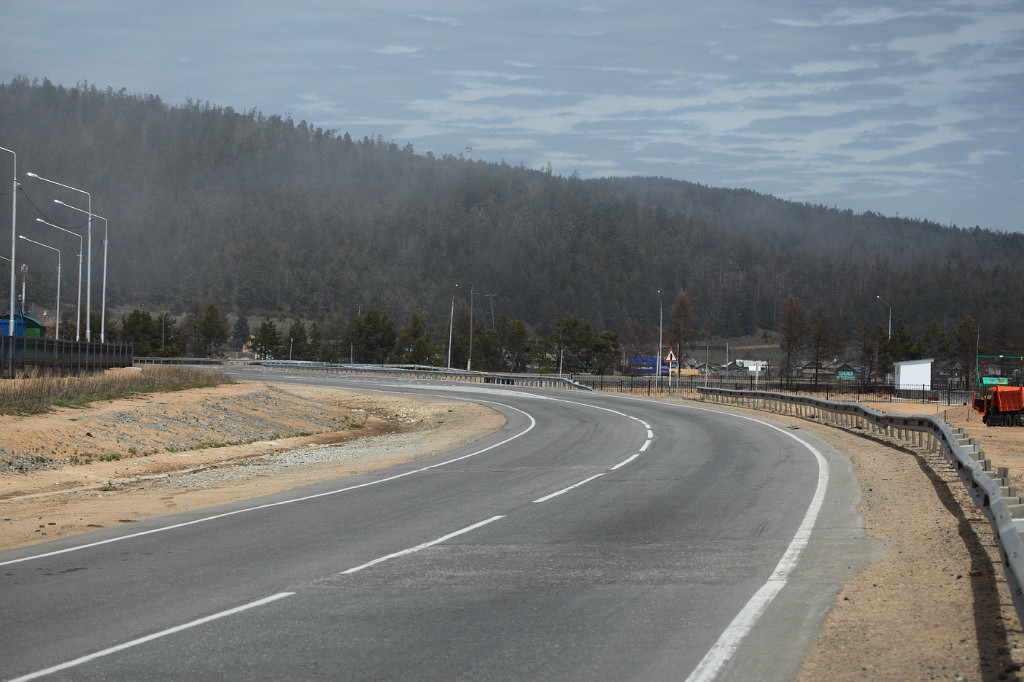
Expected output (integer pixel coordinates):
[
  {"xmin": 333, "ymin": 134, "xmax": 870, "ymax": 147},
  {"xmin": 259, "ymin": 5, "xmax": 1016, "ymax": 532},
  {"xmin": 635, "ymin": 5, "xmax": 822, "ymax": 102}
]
[
  {"xmin": 134, "ymin": 357, "xmax": 593, "ymax": 392},
  {"xmin": 571, "ymin": 373, "xmax": 974, "ymax": 406},
  {"xmin": 697, "ymin": 385, "xmax": 1024, "ymax": 623}
]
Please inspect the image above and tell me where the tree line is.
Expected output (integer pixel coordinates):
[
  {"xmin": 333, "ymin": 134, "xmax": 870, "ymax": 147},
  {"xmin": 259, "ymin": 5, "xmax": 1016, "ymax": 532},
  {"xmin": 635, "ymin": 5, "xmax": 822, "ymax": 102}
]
[
  {"xmin": 109, "ymin": 302, "xmax": 624, "ymax": 375},
  {"xmin": 109, "ymin": 287, "xmax": 1015, "ymax": 386},
  {"xmin": 2, "ymin": 76, "xmax": 1022, "ymax": 365}
]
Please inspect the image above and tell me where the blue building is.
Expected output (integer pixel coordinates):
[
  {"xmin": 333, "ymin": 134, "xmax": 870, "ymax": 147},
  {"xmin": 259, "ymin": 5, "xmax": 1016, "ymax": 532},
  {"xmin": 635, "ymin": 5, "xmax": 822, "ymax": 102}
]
[
  {"xmin": 0, "ymin": 303, "xmax": 45, "ymax": 337},
  {"xmin": 629, "ymin": 354, "xmax": 662, "ymax": 376}
]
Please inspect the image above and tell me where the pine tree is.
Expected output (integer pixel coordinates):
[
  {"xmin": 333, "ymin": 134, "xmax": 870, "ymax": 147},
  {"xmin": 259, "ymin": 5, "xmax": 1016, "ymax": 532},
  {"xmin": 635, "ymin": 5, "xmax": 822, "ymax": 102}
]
[
  {"xmin": 230, "ymin": 315, "xmax": 251, "ymax": 351},
  {"xmin": 197, "ymin": 304, "xmax": 230, "ymax": 357},
  {"xmin": 252, "ymin": 318, "xmax": 281, "ymax": 359}
]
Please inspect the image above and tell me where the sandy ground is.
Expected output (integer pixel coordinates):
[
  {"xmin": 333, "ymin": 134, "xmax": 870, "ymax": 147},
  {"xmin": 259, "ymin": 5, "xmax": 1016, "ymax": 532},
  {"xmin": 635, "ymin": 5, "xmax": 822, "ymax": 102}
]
[
  {"xmin": 2, "ymin": 382, "xmax": 1024, "ymax": 681},
  {"xmin": 0, "ymin": 381, "xmax": 504, "ymax": 552}
]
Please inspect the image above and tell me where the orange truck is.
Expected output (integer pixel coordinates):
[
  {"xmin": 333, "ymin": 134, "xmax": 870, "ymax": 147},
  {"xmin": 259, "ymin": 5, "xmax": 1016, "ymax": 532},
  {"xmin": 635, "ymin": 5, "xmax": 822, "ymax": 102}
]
[{"xmin": 972, "ymin": 385, "xmax": 1024, "ymax": 426}]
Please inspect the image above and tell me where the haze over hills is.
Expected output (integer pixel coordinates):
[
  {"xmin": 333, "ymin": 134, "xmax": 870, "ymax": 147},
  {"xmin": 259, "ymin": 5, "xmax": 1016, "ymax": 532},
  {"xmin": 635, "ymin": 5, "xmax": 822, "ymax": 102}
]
[{"xmin": 1, "ymin": 76, "xmax": 1022, "ymax": 352}]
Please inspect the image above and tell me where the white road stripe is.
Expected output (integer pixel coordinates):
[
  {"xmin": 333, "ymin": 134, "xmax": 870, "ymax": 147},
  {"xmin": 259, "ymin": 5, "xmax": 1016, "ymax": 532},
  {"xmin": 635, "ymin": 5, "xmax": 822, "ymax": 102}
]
[
  {"xmin": 342, "ymin": 515, "xmax": 505, "ymax": 574},
  {"xmin": 532, "ymin": 473, "xmax": 606, "ymax": 503},
  {"xmin": 6, "ymin": 592, "xmax": 295, "ymax": 682},
  {"xmin": 611, "ymin": 453, "xmax": 640, "ymax": 470}
]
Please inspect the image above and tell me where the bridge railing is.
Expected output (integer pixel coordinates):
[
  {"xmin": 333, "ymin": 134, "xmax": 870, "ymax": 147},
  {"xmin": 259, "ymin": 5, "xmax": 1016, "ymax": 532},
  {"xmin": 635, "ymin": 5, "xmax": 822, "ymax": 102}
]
[{"xmin": 698, "ymin": 385, "xmax": 1024, "ymax": 623}]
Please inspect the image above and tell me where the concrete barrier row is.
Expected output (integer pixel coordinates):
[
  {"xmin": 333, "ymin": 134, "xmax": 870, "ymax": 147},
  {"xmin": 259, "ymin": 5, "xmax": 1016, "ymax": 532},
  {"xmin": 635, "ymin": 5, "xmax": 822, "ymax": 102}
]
[{"xmin": 698, "ymin": 385, "xmax": 1024, "ymax": 624}]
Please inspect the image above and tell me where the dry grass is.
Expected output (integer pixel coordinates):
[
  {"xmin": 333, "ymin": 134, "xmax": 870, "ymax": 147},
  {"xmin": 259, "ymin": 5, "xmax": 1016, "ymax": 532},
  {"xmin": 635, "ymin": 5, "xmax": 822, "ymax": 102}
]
[{"xmin": 0, "ymin": 365, "xmax": 234, "ymax": 415}]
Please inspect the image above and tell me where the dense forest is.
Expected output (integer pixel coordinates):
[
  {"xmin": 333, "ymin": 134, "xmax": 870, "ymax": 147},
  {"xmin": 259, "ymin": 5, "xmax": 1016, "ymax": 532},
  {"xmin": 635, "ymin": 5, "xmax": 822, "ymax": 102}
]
[{"xmin": 1, "ymin": 76, "xmax": 1022, "ymax": 364}]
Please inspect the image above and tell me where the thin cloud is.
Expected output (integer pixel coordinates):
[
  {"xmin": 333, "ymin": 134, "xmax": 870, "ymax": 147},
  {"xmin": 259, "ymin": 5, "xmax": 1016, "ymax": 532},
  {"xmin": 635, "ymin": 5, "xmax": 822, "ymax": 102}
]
[
  {"xmin": 410, "ymin": 14, "xmax": 461, "ymax": 27},
  {"xmin": 372, "ymin": 45, "xmax": 421, "ymax": 56}
]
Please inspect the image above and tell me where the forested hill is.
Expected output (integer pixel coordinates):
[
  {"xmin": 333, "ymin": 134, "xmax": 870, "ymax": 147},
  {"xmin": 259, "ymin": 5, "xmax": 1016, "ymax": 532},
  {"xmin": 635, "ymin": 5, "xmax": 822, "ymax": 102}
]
[{"xmin": 1, "ymin": 76, "xmax": 1021, "ymax": 344}]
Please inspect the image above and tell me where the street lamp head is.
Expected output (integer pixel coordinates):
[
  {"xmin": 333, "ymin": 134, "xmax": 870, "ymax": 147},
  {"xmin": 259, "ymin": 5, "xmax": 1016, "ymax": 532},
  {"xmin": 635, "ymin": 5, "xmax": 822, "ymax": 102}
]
[{"xmin": 25, "ymin": 172, "xmax": 39, "ymax": 179}]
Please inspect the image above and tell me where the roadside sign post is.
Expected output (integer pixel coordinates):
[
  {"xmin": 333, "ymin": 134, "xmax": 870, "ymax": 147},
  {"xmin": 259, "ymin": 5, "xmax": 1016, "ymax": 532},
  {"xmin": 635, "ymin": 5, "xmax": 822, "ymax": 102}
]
[{"xmin": 665, "ymin": 348, "xmax": 677, "ymax": 391}]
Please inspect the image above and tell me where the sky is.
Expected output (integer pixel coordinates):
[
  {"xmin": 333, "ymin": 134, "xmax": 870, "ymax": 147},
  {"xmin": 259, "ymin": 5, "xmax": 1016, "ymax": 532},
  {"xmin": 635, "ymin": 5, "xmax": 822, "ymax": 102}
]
[{"xmin": 3, "ymin": 0, "xmax": 1023, "ymax": 232}]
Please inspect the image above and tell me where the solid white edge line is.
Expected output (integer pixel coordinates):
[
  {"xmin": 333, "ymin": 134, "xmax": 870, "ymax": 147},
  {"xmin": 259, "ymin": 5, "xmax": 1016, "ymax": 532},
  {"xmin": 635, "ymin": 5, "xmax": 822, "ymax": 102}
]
[
  {"xmin": 532, "ymin": 473, "xmax": 606, "ymax": 504},
  {"xmin": 0, "ymin": 403, "xmax": 536, "ymax": 568},
  {"xmin": 611, "ymin": 453, "xmax": 641, "ymax": 470},
  {"xmin": 6, "ymin": 592, "xmax": 296, "ymax": 682},
  {"xmin": 342, "ymin": 515, "xmax": 505, "ymax": 574},
  {"xmin": 683, "ymin": 420, "xmax": 829, "ymax": 682}
]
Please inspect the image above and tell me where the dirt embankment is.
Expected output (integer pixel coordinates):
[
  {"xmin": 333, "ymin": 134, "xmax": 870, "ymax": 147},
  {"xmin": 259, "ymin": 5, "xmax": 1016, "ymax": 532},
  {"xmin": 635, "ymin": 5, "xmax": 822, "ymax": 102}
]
[{"xmin": 0, "ymin": 381, "xmax": 504, "ymax": 551}]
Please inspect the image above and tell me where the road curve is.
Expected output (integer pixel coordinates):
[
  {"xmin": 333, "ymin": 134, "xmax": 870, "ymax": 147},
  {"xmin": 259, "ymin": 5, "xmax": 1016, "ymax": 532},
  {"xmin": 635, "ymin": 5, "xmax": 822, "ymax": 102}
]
[{"xmin": 0, "ymin": 372, "xmax": 869, "ymax": 682}]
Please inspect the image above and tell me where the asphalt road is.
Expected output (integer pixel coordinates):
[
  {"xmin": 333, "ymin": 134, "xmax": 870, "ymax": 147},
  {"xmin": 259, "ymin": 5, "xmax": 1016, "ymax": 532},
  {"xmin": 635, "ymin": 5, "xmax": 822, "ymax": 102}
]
[{"xmin": 0, "ymin": 373, "xmax": 871, "ymax": 681}]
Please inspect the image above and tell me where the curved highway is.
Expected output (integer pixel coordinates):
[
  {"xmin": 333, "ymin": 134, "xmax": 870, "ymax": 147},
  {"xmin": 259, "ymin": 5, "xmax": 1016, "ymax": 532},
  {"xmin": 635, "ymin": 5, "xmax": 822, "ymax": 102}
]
[{"xmin": 0, "ymin": 371, "xmax": 869, "ymax": 682}]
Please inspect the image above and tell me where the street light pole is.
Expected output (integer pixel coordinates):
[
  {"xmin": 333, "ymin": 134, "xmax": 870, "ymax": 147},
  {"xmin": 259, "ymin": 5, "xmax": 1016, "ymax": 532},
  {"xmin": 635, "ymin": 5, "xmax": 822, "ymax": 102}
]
[
  {"xmin": 468, "ymin": 284, "xmax": 475, "ymax": 371},
  {"xmin": 35, "ymin": 218, "xmax": 82, "ymax": 341},
  {"xmin": 657, "ymin": 289, "xmax": 663, "ymax": 388},
  {"xmin": 875, "ymin": 295, "xmax": 892, "ymax": 339},
  {"xmin": 18, "ymin": 235, "xmax": 60, "ymax": 340},
  {"xmin": 447, "ymin": 283, "xmax": 458, "ymax": 369},
  {"xmin": 25, "ymin": 172, "xmax": 93, "ymax": 341},
  {"xmin": 54, "ymin": 201, "xmax": 108, "ymax": 342},
  {"xmin": 0, "ymin": 147, "xmax": 16, "ymax": 337}
]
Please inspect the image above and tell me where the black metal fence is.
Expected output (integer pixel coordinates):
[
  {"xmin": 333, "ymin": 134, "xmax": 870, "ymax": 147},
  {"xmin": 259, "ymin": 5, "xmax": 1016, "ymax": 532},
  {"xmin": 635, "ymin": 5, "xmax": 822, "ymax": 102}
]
[
  {"xmin": 1, "ymin": 336, "xmax": 133, "ymax": 377},
  {"xmin": 571, "ymin": 373, "xmax": 974, "ymax": 406}
]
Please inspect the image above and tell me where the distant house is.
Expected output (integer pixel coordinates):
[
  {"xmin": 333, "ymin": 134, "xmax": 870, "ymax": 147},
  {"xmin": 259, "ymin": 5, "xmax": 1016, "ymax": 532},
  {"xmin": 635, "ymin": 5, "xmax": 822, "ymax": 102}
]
[
  {"xmin": 0, "ymin": 304, "xmax": 25, "ymax": 336},
  {"xmin": 800, "ymin": 360, "xmax": 852, "ymax": 381},
  {"xmin": 628, "ymin": 354, "xmax": 659, "ymax": 375},
  {"xmin": 0, "ymin": 304, "xmax": 45, "ymax": 337},
  {"xmin": 21, "ymin": 313, "xmax": 46, "ymax": 338},
  {"xmin": 934, "ymin": 362, "xmax": 963, "ymax": 387},
  {"xmin": 894, "ymin": 358, "xmax": 934, "ymax": 391},
  {"xmin": 800, "ymin": 361, "xmax": 821, "ymax": 377},
  {"xmin": 835, "ymin": 363, "xmax": 857, "ymax": 381}
]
